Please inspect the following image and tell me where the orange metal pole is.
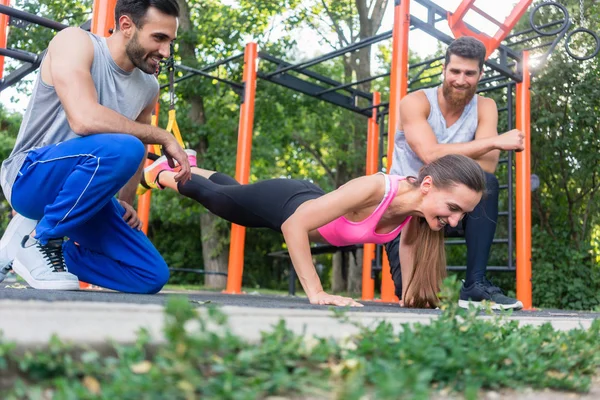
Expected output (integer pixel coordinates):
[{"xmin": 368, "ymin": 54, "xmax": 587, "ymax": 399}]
[
  {"xmin": 0, "ymin": 0, "xmax": 10, "ymax": 81},
  {"xmin": 224, "ymin": 42, "xmax": 258, "ymax": 294},
  {"xmin": 362, "ymin": 92, "xmax": 381, "ymax": 301},
  {"xmin": 91, "ymin": 0, "xmax": 117, "ymax": 37},
  {"xmin": 515, "ymin": 51, "xmax": 532, "ymax": 309},
  {"xmin": 137, "ymin": 103, "xmax": 159, "ymax": 235},
  {"xmin": 381, "ymin": 0, "xmax": 410, "ymax": 303},
  {"xmin": 79, "ymin": 0, "xmax": 116, "ymax": 289}
]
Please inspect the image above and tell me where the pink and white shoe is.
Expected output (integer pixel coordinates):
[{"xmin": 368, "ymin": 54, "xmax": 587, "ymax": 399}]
[{"xmin": 142, "ymin": 149, "xmax": 197, "ymax": 190}]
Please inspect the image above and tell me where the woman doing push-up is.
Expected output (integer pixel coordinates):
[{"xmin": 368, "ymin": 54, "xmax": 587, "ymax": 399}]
[{"xmin": 141, "ymin": 153, "xmax": 486, "ymax": 308}]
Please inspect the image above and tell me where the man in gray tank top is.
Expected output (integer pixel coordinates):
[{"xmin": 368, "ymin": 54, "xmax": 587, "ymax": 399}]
[
  {"xmin": 385, "ymin": 37, "xmax": 526, "ymax": 310},
  {"xmin": 0, "ymin": 0, "xmax": 191, "ymax": 293}
]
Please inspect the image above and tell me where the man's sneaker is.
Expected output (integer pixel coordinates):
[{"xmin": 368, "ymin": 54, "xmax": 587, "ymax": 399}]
[
  {"xmin": 0, "ymin": 214, "xmax": 38, "ymax": 283},
  {"xmin": 12, "ymin": 236, "xmax": 80, "ymax": 290},
  {"xmin": 142, "ymin": 149, "xmax": 197, "ymax": 190},
  {"xmin": 459, "ymin": 278, "xmax": 523, "ymax": 310}
]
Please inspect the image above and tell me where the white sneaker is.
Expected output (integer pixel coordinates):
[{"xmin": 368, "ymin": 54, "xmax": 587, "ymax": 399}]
[
  {"xmin": 12, "ymin": 236, "xmax": 80, "ymax": 290},
  {"xmin": 0, "ymin": 214, "xmax": 38, "ymax": 283}
]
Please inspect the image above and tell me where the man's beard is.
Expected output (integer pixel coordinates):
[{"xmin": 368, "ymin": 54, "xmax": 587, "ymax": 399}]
[
  {"xmin": 125, "ymin": 32, "xmax": 160, "ymax": 74},
  {"xmin": 442, "ymin": 79, "xmax": 477, "ymax": 108}
]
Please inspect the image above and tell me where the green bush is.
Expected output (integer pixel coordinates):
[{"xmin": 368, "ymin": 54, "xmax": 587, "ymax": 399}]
[
  {"xmin": 532, "ymin": 228, "xmax": 600, "ymax": 310},
  {"xmin": 2, "ymin": 278, "xmax": 600, "ymax": 399}
]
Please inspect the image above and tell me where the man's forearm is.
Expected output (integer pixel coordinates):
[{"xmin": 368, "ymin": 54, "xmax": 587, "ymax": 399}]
[
  {"xmin": 74, "ymin": 103, "xmax": 169, "ymax": 145},
  {"xmin": 423, "ymin": 136, "xmax": 497, "ymax": 164},
  {"xmin": 474, "ymin": 150, "xmax": 500, "ymax": 174}
]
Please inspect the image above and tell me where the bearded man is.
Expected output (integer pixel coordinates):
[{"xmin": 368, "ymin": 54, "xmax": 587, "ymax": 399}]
[
  {"xmin": 0, "ymin": 0, "xmax": 191, "ymax": 293},
  {"xmin": 385, "ymin": 36, "xmax": 526, "ymax": 309}
]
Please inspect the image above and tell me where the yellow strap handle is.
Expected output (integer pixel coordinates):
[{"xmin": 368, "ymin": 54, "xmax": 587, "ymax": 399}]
[
  {"xmin": 150, "ymin": 114, "xmax": 162, "ymax": 155},
  {"xmin": 165, "ymin": 109, "xmax": 185, "ymax": 148}
]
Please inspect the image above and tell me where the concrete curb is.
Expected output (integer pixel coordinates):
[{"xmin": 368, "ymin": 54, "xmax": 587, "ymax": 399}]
[{"xmin": 0, "ymin": 300, "xmax": 596, "ymax": 346}]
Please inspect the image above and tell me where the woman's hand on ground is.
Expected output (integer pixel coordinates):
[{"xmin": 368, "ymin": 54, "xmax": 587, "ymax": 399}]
[{"xmin": 310, "ymin": 291, "xmax": 363, "ymax": 307}]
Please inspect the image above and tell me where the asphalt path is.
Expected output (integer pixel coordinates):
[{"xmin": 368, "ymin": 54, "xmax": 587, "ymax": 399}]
[{"xmin": 1, "ymin": 283, "xmax": 599, "ymax": 320}]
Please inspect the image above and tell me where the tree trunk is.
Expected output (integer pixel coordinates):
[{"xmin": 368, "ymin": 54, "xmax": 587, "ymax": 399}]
[
  {"xmin": 200, "ymin": 213, "xmax": 229, "ymax": 288},
  {"xmin": 347, "ymin": 248, "xmax": 363, "ymax": 295},
  {"xmin": 331, "ymin": 252, "xmax": 346, "ymax": 292},
  {"xmin": 177, "ymin": 0, "xmax": 229, "ymax": 288}
]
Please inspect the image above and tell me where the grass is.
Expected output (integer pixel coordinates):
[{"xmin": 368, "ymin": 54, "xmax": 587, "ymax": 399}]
[{"xmin": 1, "ymin": 276, "xmax": 599, "ymax": 399}]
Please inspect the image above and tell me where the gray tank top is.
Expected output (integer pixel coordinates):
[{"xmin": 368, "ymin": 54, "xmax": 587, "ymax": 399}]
[
  {"xmin": 1, "ymin": 31, "xmax": 159, "ymax": 204},
  {"xmin": 390, "ymin": 86, "xmax": 478, "ymax": 176}
]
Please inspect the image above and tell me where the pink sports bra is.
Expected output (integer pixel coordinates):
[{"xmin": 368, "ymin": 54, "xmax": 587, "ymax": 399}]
[{"xmin": 317, "ymin": 174, "xmax": 412, "ymax": 246}]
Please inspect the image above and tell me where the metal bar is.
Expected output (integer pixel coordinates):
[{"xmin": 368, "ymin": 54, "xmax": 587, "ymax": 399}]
[
  {"xmin": 446, "ymin": 238, "xmax": 510, "ymax": 245},
  {"xmin": 409, "ymin": 71, "xmax": 442, "ymax": 85},
  {"xmin": 288, "ymin": 264, "xmax": 296, "ymax": 296},
  {"xmin": 259, "ymin": 52, "xmax": 373, "ymax": 101},
  {"xmin": 316, "ymin": 72, "xmax": 389, "ymax": 96},
  {"xmin": 505, "ymin": 20, "xmax": 565, "ymax": 40},
  {"xmin": 471, "ymin": 4, "xmax": 506, "ymax": 29},
  {"xmin": 0, "ymin": 47, "xmax": 37, "ymax": 63},
  {"xmin": 169, "ymin": 268, "xmax": 228, "ymax": 276},
  {"xmin": 447, "ymin": 266, "xmax": 516, "ymax": 272},
  {"xmin": 0, "ymin": 53, "xmax": 42, "ymax": 91},
  {"xmin": 477, "ymin": 82, "xmax": 511, "ymax": 94},
  {"xmin": 525, "ymin": 41, "xmax": 554, "ymax": 52},
  {"xmin": 499, "ymin": 211, "xmax": 509, "ymax": 216},
  {"xmin": 0, "ymin": 4, "xmax": 69, "ymax": 31},
  {"xmin": 362, "ymin": 91, "xmax": 380, "ymax": 301},
  {"xmin": 264, "ymin": 30, "xmax": 393, "ymax": 79},
  {"xmin": 409, "ymin": 58, "xmax": 443, "ymax": 85},
  {"xmin": 381, "ymin": 0, "xmax": 410, "ymax": 303},
  {"xmin": 225, "ymin": 42, "xmax": 258, "ymax": 295},
  {"xmin": 202, "ymin": 52, "xmax": 244, "ymax": 71},
  {"xmin": 176, "ymin": 63, "xmax": 244, "ymax": 89},
  {"xmin": 0, "ymin": 0, "xmax": 9, "ymax": 81},
  {"xmin": 358, "ymin": 101, "xmax": 389, "ymax": 113},
  {"xmin": 507, "ymin": 82, "xmax": 514, "ymax": 274},
  {"xmin": 409, "ymin": 55, "xmax": 444, "ymax": 70},
  {"xmin": 259, "ymin": 71, "xmax": 371, "ymax": 116},
  {"xmin": 161, "ymin": 72, "xmax": 194, "ymax": 88},
  {"xmin": 507, "ymin": 33, "xmax": 547, "ymax": 48},
  {"xmin": 91, "ymin": 0, "xmax": 117, "ymax": 36},
  {"xmin": 159, "ymin": 54, "xmax": 245, "ymax": 89},
  {"xmin": 515, "ymin": 52, "xmax": 532, "ymax": 309}
]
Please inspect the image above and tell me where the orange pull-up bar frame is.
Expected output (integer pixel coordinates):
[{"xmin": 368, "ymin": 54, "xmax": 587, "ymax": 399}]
[
  {"xmin": 92, "ymin": 0, "xmax": 116, "ymax": 37},
  {"xmin": 137, "ymin": 103, "xmax": 160, "ymax": 235},
  {"xmin": 224, "ymin": 42, "xmax": 258, "ymax": 294},
  {"xmin": 362, "ymin": 92, "xmax": 381, "ymax": 301},
  {"xmin": 448, "ymin": 0, "xmax": 532, "ymax": 58},
  {"xmin": 0, "ymin": 0, "xmax": 10, "ymax": 81},
  {"xmin": 380, "ymin": 0, "xmax": 410, "ymax": 303},
  {"xmin": 515, "ymin": 51, "xmax": 532, "ymax": 310}
]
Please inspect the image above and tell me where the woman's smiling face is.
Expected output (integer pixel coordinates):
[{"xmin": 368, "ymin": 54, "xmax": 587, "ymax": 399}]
[{"xmin": 419, "ymin": 176, "xmax": 483, "ymax": 231}]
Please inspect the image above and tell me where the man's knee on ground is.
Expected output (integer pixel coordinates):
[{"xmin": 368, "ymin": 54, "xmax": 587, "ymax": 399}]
[{"xmin": 138, "ymin": 260, "xmax": 170, "ymax": 294}]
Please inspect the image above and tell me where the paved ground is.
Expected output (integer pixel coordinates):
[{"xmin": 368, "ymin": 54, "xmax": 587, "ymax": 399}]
[{"xmin": 1, "ymin": 283, "xmax": 598, "ymax": 346}]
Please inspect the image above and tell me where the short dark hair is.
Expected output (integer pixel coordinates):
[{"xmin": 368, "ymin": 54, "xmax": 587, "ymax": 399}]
[
  {"xmin": 444, "ymin": 36, "xmax": 486, "ymax": 71},
  {"xmin": 114, "ymin": 0, "xmax": 179, "ymax": 30}
]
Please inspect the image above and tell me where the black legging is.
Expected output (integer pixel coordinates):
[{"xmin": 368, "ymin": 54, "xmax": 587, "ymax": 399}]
[{"xmin": 176, "ymin": 172, "xmax": 325, "ymax": 232}]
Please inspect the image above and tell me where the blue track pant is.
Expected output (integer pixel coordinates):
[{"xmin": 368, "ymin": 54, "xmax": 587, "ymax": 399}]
[{"xmin": 10, "ymin": 134, "xmax": 169, "ymax": 294}]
